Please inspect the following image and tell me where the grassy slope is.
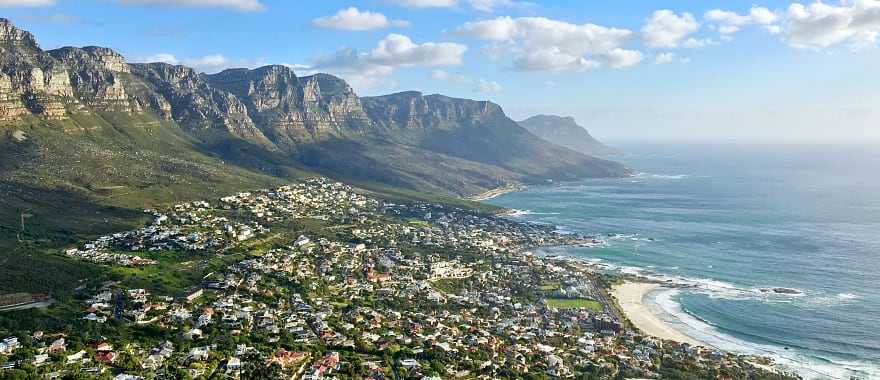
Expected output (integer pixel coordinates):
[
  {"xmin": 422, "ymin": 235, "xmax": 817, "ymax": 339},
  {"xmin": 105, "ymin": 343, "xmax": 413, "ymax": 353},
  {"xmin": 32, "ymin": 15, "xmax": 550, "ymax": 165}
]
[
  {"xmin": 0, "ymin": 111, "xmax": 504, "ymax": 303},
  {"xmin": 0, "ymin": 111, "xmax": 298, "ymax": 300}
]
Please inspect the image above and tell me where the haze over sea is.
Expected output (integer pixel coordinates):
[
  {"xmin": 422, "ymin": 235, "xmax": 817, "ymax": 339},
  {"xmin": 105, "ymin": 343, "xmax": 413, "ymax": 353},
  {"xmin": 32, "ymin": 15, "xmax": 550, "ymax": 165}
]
[{"xmin": 487, "ymin": 142, "xmax": 880, "ymax": 380}]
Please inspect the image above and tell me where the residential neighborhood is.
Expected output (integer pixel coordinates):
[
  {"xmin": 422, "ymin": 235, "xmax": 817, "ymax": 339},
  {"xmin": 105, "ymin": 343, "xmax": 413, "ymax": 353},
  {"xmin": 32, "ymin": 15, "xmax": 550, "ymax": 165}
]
[{"xmin": 0, "ymin": 179, "xmax": 791, "ymax": 379}]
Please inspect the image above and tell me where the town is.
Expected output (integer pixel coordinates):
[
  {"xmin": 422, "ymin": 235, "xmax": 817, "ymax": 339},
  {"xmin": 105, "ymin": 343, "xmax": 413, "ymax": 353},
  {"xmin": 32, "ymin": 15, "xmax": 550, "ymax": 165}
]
[{"xmin": 0, "ymin": 179, "xmax": 793, "ymax": 379}]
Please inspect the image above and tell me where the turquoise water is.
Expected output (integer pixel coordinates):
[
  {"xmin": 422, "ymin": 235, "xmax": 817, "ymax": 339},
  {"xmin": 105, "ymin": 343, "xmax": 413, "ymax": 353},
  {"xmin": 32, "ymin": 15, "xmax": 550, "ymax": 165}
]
[{"xmin": 487, "ymin": 143, "xmax": 880, "ymax": 379}]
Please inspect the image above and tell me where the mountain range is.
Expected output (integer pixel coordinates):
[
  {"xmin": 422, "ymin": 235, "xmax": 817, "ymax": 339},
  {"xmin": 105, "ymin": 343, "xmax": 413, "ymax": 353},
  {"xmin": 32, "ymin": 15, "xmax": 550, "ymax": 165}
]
[
  {"xmin": 518, "ymin": 114, "xmax": 619, "ymax": 157},
  {"xmin": 0, "ymin": 17, "xmax": 629, "ymax": 242}
]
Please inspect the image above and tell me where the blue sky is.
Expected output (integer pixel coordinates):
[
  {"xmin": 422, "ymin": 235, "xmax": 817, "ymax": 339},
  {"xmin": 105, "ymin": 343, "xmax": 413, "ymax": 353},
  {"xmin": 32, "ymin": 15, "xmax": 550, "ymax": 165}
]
[{"xmin": 3, "ymin": 0, "xmax": 880, "ymax": 141}]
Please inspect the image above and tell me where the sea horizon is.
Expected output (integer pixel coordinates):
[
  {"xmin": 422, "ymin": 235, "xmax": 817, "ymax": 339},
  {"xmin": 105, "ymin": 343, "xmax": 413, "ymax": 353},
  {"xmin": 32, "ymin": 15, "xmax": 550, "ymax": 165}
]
[{"xmin": 487, "ymin": 141, "xmax": 880, "ymax": 380}]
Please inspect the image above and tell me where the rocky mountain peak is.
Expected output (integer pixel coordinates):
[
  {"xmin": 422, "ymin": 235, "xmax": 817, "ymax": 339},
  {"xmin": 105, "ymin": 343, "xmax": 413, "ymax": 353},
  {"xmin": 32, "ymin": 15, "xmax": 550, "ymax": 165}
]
[
  {"xmin": 82, "ymin": 46, "xmax": 129, "ymax": 73},
  {"xmin": 206, "ymin": 66, "xmax": 371, "ymax": 147},
  {"xmin": 48, "ymin": 46, "xmax": 129, "ymax": 73},
  {"xmin": 362, "ymin": 91, "xmax": 504, "ymax": 132},
  {"xmin": 518, "ymin": 114, "xmax": 618, "ymax": 157},
  {"xmin": 0, "ymin": 18, "xmax": 39, "ymax": 50}
]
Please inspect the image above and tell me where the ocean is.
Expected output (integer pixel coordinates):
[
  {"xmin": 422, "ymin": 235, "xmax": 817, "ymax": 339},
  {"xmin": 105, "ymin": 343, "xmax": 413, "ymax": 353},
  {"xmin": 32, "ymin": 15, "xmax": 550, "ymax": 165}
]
[{"xmin": 486, "ymin": 142, "xmax": 880, "ymax": 380}]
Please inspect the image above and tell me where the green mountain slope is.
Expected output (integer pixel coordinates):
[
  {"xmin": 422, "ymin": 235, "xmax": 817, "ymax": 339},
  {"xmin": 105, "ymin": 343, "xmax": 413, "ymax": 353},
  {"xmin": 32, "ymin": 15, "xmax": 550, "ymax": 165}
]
[{"xmin": 0, "ymin": 17, "xmax": 631, "ymax": 246}]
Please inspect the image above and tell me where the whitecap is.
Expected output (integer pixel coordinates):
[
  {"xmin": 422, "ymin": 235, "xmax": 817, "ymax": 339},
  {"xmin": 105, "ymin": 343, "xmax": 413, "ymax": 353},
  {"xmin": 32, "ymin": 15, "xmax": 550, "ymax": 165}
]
[
  {"xmin": 633, "ymin": 172, "xmax": 690, "ymax": 180},
  {"xmin": 645, "ymin": 288, "xmax": 880, "ymax": 380}
]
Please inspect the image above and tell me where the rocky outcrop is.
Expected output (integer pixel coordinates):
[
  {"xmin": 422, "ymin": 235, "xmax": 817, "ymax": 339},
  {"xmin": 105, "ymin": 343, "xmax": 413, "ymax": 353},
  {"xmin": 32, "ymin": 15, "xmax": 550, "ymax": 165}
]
[
  {"xmin": 518, "ymin": 115, "xmax": 618, "ymax": 156},
  {"xmin": 0, "ymin": 18, "xmax": 73, "ymax": 120},
  {"xmin": 48, "ymin": 47, "xmax": 133, "ymax": 112},
  {"xmin": 362, "ymin": 91, "xmax": 503, "ymax": 133},
  {"xmin": 362, "ymin": 92, "xmax": 629, "ymax": 180},
  {"xmin": 129, "ymin": 63, "xmax": 272, "ymax": 146},
  {"xmin": 206, "ymin": 67, "xmax": 371, "ymax": 150},
  {"xmin": 0, "ymin": 17, "xmax": 630, "ymax": 197}
]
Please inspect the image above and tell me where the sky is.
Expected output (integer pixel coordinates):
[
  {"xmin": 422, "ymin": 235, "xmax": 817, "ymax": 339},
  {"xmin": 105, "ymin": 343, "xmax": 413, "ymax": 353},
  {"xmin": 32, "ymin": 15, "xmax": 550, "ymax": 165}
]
[{"xmin": 2, "ymin": 0, "xmax": 879, "ymax": 142}]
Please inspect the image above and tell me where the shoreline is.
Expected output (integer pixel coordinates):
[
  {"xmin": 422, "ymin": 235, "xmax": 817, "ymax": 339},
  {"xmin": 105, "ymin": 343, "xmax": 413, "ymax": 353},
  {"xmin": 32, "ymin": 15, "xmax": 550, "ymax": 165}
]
[
  {"xmin": 612, "ymin": 282, "xmax": 704, "ymax": 347},
  {"xmin": 468, "ymin": 184, "xmax": 524, "ymax": 202}
]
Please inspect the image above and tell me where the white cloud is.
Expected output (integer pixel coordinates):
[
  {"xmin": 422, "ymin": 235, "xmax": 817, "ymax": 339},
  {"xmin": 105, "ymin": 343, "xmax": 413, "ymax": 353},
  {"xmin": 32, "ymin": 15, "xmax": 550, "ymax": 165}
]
[
  {"xmin": 475, "ymin": 78, "xmax": 503, "ymax": 92},
  {"xmin": 311, "ymin": 34, "xmax": 467, "ymax": 90},
  {"xmin": 597, "ymin": 48, "xmax": 643, "ymax": 69},
  {"xmin": 469, "ymin": 0, "xmax": 534, "ymax": 13},
  {"xmin": 388, "ymin": 0, "xmax": 530, "ymax": 12},
  {"xmin": 140, "ymin": 53, "xmax": 256, "ymax": 73},
  {"xmin": 368, "ymin": 33, "xmax": 466, "ymax": 66},
  {"xmin": 653, "ymin": 51, "xmax": 690, "ymax": 64},
  {"xmin": 718, "ymin": 25, "xmax": 741, "ymax": 34},
  {"xmin": 144, "ymin": 53, "xmax": 180, "ymax": 64},
  {"xmin": 430, "ymin": 70, "xmax": 503, "ymax": 93},
  {"xmin": 751, "ymin": 7, "xmax": 781, "ymax": 24},
  {"xmin": 388, "ymin": 0, "xmax": 457, "ymax": 8},
  {"xmin": 654, "ymin": 52, "xmax": 676, "ymax": 64},
  {"xmin": 0, "ymin": 0, "xmax": 54, "ymax": 6},
  {"xmin": 114, "ymin": 0, "xmax": 266, "ymax": 12},
  {"xmin": 681, "ymin": 37, "xmax": 715, "ymax": 48},
  {"xmin": 705, "ymin": 6, "xmax": 779, "ymax": 35},
  {"xmin": 513, "ymin": 48, "xmax": 601, "ymax": 72},
  {"xmin": 456, "ymin": 16, "xmax": 640, "ymax": 71},
  {"xmin": 783, "ymin": 0, "xmax": 880, "ymax": 50},
  {"xmin": 642, "ymin": 10, "xmax": 700, "ymax": 48},
  {"xmin": 312, "ymin": 7, "xmax": 408, "ymax": 31},
  {"xmin": 185, "ymin": 54, "xmax": 228, "ymax": 67}
]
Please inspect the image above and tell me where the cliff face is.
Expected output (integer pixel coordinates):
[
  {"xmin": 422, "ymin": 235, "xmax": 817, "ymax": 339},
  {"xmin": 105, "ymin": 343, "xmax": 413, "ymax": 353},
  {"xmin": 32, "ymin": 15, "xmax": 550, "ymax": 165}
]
[
  {"xmin": 128, "ymin": 62, "xmax": 272, "ymax": 146},
  {"xmin": 0, "ymin": 19, "xmax": 72, "ymax": 120},
  {"xmin": 0, "ymin": 17, "xmax": 630, "ymax": 197},
  {"xmin": 363, "ymin": 91, "xmax": 503, "ymax": 133},
  {"xmin": 518, "ymin": 114, "xmax": 618, "ymax": 156},
  {"xmin": 47, "ymin": 47, "xmax": 134, "ymax": 113},
  {"xmin": 362, "ymin": 92, "xmax": 629, "ymax": 180},
  {"xmin": 206, "ymin": 67, "xmax": 371, "ymax": 150}
]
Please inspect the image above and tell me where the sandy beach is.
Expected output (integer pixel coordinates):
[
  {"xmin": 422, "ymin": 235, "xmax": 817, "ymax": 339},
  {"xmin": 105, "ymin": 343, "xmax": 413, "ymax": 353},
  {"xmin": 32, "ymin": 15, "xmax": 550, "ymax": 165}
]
[
  {"xmin": 612, "ymin": 282, "xmax": 704, "ymax": 346},
  {"xmin": 468, "ymin": 184, "xmax": 523, "ymax": 201}
]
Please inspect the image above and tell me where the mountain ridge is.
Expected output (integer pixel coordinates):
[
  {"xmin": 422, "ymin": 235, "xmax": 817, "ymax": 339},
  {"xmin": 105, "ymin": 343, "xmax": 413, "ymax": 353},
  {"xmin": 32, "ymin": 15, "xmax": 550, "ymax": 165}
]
[
  {"xmin": 0, "ymin": 17, "xmax": 629, "ymax": 204},
  {"xmin": 518, "ymin": 114, "xmax": 619, "ymax": 157}
]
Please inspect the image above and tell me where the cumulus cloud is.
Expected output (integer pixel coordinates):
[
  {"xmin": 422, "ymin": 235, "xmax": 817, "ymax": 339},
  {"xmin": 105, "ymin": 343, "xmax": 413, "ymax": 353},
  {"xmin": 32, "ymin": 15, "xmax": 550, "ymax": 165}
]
[
  {"xmin": 387, "ymin": 0, "xmax": 457, "ymax": 8},
  {"xmin": 475, "ymin": 78, "xmax": 503, "ymax": 92},
  {"xmin": 140, "ymin": 53, "xmax": 258, "ymax": 73},
  {"xmin": 143, "ymin": 53, "xmax": 176, "ymax": 64},
  {"xmin": 368, "ymin": 33, "xmax": 467, "ymax": 66},
  {"xmin": 0, "ymin": 0, "xmax": 54, "ymax": 6},
  {"xmin": 310, "ymin": 34, "xmax": 467, "ymax": 90},
  {"xmin": 641, "ymin": 10, "xmax": 700, "ymax": 48},
  {"xmin": 653, "ymin": 52, "xmax": 676, "ymax": 64},
  {"xmin": 114, "ymin": 0, "xmax": 266, "ymax": 12},
  {"xmin": 653, "ymin": 52, "xmax": 691, "ymax": 64},
  {"xmin": 598, "ymin": 48, "xmax": 644, "ymax": 68},
  {"xmin": 431, "ymin": 70, "xmax": 503, "ymax": 93},
  {"xmin": 455, "ymin": 16, "xmax": 641, "ymax": 71},
  {"xmin": 312, "ymin": 7, "xmax": 409, "ymax": 31},
  {"xmin": 783, "ymin": 0, "xmax": 880, "ymax": 50},
  {"xmin": 387, "ymin": 0, "xmax": 530, "ymax": 12},
  {"xmin": 705, "ymin": 6, "xmax": 779, "ymax": 35},
  {"xmin": 469, "ymin": 0, "xmax": 534, "ymax": 13}
]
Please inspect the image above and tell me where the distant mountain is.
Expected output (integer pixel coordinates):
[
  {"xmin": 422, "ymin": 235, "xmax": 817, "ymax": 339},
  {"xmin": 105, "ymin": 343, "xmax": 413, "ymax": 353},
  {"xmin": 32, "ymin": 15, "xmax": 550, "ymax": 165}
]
[
  {"xmin": 0, "ymin": 17, "xmax": 630, "ymax": 237},
  {"xmin": 518, "ymin": 115, "xmax": 618, "ymax": 156}
]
